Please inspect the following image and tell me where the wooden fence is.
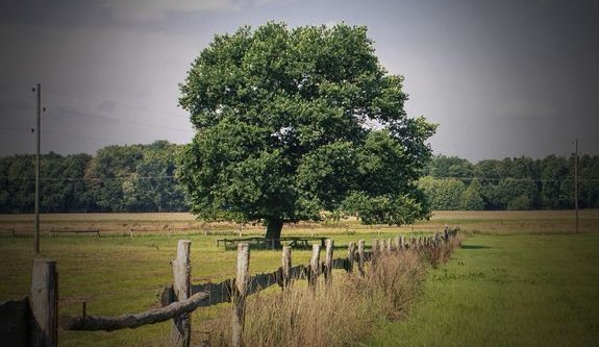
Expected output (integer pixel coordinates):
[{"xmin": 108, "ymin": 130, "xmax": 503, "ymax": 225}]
[
  {"xmin": 0, "ymin": 228, "xmax": 458, "ymax": 347},
  {"xmin": 0, "ymin": 258, "xmax": 58, "ymax": 347}
]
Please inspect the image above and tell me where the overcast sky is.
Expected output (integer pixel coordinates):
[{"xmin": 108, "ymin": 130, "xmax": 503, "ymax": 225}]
[{"xmin": 1, "ymin": 0, "xmax": 597, "ymax": 162}]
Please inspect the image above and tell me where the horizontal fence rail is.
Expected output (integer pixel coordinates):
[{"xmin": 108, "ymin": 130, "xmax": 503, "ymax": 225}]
[{"xmin": 60, "ymin": 292, "xmax": 210, "ymax": 331}]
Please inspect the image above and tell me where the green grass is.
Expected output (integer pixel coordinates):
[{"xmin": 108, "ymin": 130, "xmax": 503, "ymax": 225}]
[
  {"xmin": 1, "ymin": 210, "xmax": 598, "ymax": 347},
  {"xmin": 367, "ymin": 233, "xmax": 599, "ymax": 347},
  {"xmin": 0, "ymin": 231, "xmax": 403, "ymax": 347}
]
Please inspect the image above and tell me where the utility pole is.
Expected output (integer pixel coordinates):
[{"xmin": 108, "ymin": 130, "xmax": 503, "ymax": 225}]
[
  {"xmin": 34, "ymin": 83, "xmax": 41, "ymax": 254},
  {"xmin": 574, "ymin": 138, "xmax": 579, "ymax": 234}
]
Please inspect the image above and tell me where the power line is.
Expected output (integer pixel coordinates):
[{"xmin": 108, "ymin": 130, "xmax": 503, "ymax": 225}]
[
  {"xmin": 0, "ymin": 175, "xmax": 178, "ymax": 182},
  {"xmin": 0, "ymin": 127, "xmax": 34, "ymax": 132},
  {"xmin": 44, "ymin": 108, "xmax": 191, "ymax": 132},
  {"xmin": 424, "ymin": 176, "xmax": 599, "ymax": 183},
  {"xmin": 44, "ymin": 90, "xmax": 190, "ymax": 119}
]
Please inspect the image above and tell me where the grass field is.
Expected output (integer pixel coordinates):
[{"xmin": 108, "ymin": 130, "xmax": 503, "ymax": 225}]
[
  {"xmin": 0, "ymin": 210, "xmax": 598, "ymax": 346},
  {"xmin": 367, "ymin": 232, "xmax": 599, "ymax": 347}
]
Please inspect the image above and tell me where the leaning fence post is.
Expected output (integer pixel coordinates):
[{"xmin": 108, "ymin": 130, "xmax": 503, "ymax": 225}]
[
  {"xmin": 347, "ymin": 242, "xmax": 356, "ymax": 273},
  {"xmin": 232, "ymin": 243, "xmax": 250, "ymax": 347},
  {"xmin": 324, "ymin": 239, "xmax": 334, "ymax": 286},
  {"xmin": 281, "ymin": 246, "xmax": 292, "ymax": 289},
  {"xmin": 357, "ymin": 240, "xmax": 365, "ymax": 276},
  {"xmin": 309, "ymin": 244, "xmax": 321, "ymax": 289},
  {"xmin": 30, "ymin": 258, "xmax": 58, "ymax": 347},
  {"xmin": 171, "ymin": 240, "xmax": 191, "ymax": 347}
]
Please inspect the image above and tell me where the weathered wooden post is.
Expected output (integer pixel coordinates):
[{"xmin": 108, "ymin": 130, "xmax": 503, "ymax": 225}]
[
  {"xmin": 387, "ymin": 238, "xmax": 393, "ymax": 253},
  {"xmin": 232, "ymin": 243, "xmax": 250, "ymax": 347},
  {"xmin": 30, "ymin": 258, "xmax": 58, "ymax": 347},
  {"xmin": 309, "ymin": 244, "xmax": 321, "ymax": 289},
  {"xmin": 281, "ymin": 246, "xmax": 292, "ymax": 289},
  {"xmin": 372, "ymin": 239, "xmax": 380, "ymax": 263},
  {"xmin": 171, "ymin": 240, "xmax": 191, "ymax": 347},
  {"xmin": 324, "ymin": 239, "xmax": 334, "ymax": 286},
  {"xmin": 394, "ymin": 236, "xmax": 401, "ymax": 252},
  {"xmin": 347, "ymin": 242, "xmax": 356, "ymax": 273},
  {"xmin": 357, "ymin": 240, "xmax": 365, "ymax": 276}
]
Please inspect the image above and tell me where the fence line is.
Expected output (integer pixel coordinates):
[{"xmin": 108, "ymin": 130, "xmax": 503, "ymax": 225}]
[{"xmin": 0, "ymin": 227, "xmax": 459, "ymax": 347}]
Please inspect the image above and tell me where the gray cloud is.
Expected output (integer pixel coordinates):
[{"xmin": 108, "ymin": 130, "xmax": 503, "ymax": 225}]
[{"xmin": 0, "ymin": 0, "xmax": 597, "ymax": 161}]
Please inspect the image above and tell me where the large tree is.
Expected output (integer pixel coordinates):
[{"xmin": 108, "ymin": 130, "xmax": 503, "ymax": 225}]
[{"xmin": 177, "ymin": 22, "xmax": 436, "ymax": 241}]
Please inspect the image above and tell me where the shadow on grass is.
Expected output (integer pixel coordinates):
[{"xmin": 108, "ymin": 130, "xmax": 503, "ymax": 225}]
[{"xmin": 461, "ymin": 245, "xmax": 491, "ymax": 250}]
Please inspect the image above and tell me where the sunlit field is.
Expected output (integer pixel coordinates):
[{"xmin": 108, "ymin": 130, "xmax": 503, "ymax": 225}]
[{"xmin": 0, "ymin": 210, "xmax": 597, "ymax": 347}]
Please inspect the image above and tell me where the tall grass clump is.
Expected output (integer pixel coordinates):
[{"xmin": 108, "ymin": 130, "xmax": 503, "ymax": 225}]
[
  {"xmin": 204, "ymin": 249, "xmax": 445, "ymax": 347},
  {"xmin": 419, "ymin": 234, "xmax": 463, "ymax": 268},
  {"xmin": 361, "ymin": 251, "xmax": 425, "ymax": 321}
]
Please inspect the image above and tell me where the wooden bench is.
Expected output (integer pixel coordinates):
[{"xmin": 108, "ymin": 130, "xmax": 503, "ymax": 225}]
[
  {"xmin": 217, "ymin": 236, "xmax": 325, "ymax": 250},
  {"xmin": 49, "ymin": 228, "xmax": 100, "ymax": 237}
]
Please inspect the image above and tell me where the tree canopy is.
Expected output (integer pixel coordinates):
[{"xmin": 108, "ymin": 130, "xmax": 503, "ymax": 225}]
[{"xmin": 177, "ymin": 22, "xmax": 436, "ymax": 240}]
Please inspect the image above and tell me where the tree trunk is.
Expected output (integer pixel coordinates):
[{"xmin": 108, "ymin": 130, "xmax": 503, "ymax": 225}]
[{"xmin": 265, "ymin": 219, "xmax": 283, "ymax": 249}]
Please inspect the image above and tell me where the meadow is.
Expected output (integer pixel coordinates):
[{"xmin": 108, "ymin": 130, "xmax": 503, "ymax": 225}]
[{"xmin": 0, "ymin": 210, "xmax": 597, "ymax": 346}]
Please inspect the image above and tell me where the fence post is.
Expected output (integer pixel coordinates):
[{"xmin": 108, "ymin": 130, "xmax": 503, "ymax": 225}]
[
  {"xmin": 232, "ymin": 243, "xmax": 250, "ymax": 347},
  {"xmin": 324, "ymin": 239, "xmax": 334, "ymax": 286},
  {"xmin": 347, "ymin": 242, "xmax": 356, "ymax": 273},
  {"xmin": 309, "ymin": 244, "xmax": 321, "ymax": 289},
  {"xmin": 372, "ymin": 239, "xmax": 380, "ymax": 264},
  {"xmin": 30, "ymin": 258, "xmax": 58, "ymax": 347},
  {"xmin": 357, "ymin": 240, "xmax": 365, "ymax": 276},
  {"xmin": 281, "ymin": 246, "xmax": 292, "ymax": 289},
  {"xmin": 171, "ymin": 240, "xmax": 191, "ymax": 347}
]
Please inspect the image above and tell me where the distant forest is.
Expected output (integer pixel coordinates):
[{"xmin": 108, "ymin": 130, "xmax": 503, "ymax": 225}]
[{"xmin": 0, "ymin": 140, "xmax": 597, "ymax": 213}]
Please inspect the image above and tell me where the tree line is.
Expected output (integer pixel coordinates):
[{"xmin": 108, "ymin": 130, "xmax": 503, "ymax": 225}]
[
  {"xmin": 419, "ymin": 155, "xmax": 599, "ymax": 210},
  {"xmin": 0, "ymin": 142, "xmax": 597, "ymax": 213},
  {"xmin": 0, "ymin": 140, "xmax": 188, "ymax": 213}
]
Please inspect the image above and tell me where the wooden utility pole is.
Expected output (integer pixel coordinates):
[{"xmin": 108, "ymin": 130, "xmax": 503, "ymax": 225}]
[
  {"xmin": 34, "ymin": 83, "xmax": 41, "ymax": 255},
  {"xmin": 575, "ymin": 138, "xmax": 579, "ymax": 234}
]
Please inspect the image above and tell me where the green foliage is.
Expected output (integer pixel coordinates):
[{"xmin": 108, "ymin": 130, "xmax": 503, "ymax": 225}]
[
  {"xmin": 86, "ymin": 141, "xmax": 188, "ymax": 212},
  {"xmin": 460, "ymin": 179, "xmax": 484, "ymax": 210},
  {"xmin": 425, "ymin": 154, "xmax": 474, "ymax": 178},
  {"xmin": 0, "ymin": 141, "xmax": 188, "ymax": 213},
  {"xmin": 177, "ymin": 22, "xmax": 436, "ymax": 233},
  {"xmin": 418, "ymin": 176, "xmax": 466, "ymax": 210},
  {"xmin": 424, "ymin": 154, "xmax": 599, "ymax": 211},
  {"xmin": 499, "ymin": 178, "xmax": 536, "ymax": 210}
]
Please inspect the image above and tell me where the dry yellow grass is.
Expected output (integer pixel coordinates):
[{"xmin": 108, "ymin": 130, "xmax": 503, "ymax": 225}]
[
  {"xmin": 204, "ymin": 251, "xmax": 428, "ymax": 347},
  {"xmin": 1, "ymin": 209, "xmax": 597, "ymax": 236}
]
